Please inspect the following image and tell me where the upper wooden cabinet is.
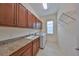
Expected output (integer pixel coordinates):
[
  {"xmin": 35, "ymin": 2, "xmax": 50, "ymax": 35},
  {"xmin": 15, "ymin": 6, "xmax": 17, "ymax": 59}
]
[
  {"xmin": 0, "ymin": 3, "xmax": 42, "ymax": 29},
  {"xmin": 35, "ymin": 18, "xmax": 42, "ymax": 29},
  {"xmin": 32, "ymin": 15, "xmax": 37, "ymax": 28},
  {"xmin": 28, "ymin": 11, "xmax": 33, "ymax": 28},
  {"xmin": 16, "ymin": 4, "xmax": 28, "ymax": 27},
  {"xmin": 38, "ymin": 20, "xmax": 42, "ymax": 29},
  {"xmin": 28, "ymin": 12, "xmax": 41, "ymax": 29},
  {"xmin": 28, "ymin": 11, "xmax": 37, "ymax": 28},
  {"xmin": 0, "ymin": 3, "xmax": 16, "ymax": 26}
]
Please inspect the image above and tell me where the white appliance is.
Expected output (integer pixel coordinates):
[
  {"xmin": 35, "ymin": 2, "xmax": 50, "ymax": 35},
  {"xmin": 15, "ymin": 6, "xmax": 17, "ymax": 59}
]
[{"xmin": 40, "ymin": 32, "xmax": 47, "ymax": 49}]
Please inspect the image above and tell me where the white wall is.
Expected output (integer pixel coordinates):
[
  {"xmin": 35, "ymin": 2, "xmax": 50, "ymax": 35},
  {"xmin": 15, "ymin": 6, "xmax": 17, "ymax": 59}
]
[
  {"xmin": 57, "ymin": 9, "xmax": 78, "ymax": 55},
  {"xmin": 56, "ymin": 3, "xmax": 79, "ymax": 56},
  {"xmin": 74, "ymin": 6, "xmax": 79, "ymax": 55},
  {"xmin": 58, "ymin": 20, "xmax": 77, "ymax": 55},
  {"xmin": 57, "ymin": 3, "xmax": 77, "ymax": 20}
]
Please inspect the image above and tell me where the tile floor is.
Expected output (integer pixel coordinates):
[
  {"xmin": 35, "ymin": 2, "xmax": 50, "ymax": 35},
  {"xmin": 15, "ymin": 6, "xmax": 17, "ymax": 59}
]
[{"xmin": 37, "ymin": 38, "xmax": 63, "ymax": 56}]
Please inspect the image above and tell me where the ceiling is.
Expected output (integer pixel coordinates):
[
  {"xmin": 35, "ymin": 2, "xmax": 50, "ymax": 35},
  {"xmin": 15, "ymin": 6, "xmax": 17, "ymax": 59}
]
[
  {"xmin": 29, "ymin": 3, "xmax": 77, "ymax": 17},
  {"xmin": 29, "ymin": 3, "xmax": 60, "ymax": 17}
]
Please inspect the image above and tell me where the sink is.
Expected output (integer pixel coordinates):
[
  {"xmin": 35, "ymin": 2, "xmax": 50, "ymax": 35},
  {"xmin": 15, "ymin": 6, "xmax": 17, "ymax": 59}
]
[{"xmin": 26, "ymin": 36, "xmax": 35, "ymax": 39}]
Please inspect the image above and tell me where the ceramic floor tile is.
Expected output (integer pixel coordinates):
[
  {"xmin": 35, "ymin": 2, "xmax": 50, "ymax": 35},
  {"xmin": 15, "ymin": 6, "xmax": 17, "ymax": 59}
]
[{"xmin": 37, "ymin": 39, "xmax": 63, "ymax": 56}]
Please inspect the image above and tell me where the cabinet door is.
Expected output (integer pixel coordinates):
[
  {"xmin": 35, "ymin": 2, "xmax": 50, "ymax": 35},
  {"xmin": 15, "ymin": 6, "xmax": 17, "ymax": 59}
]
[
  {"xmin": 22, "ymin": 42, "xmax": 33, "ymax": 56},
  {"xmin": 0, "ymin": 3, "xmax": 15, "ymax": 26},
  {"xmin": 39, "ymin": 20, "xmax": 42, "ymax": 29},
  {"xmin": 22, "ymin": 47, "xmax": 33, "ymax": 56},
  {"xmin": 37, "ymin": 38, "xmax": 40, "ymax": 51},
  {"xmin": 33, "ymin": 39, "xmax": 40, "ymax": 56},
  {"xmin": 16, "ymin": 4, "xmax": 28, "ymax": 27},
  {"xmin": 25, "ymin": 10, "xmax": 28, "ymax": 27},
  {"xmin": 33, "ymin": 40, "xmax": 37, "ymax": 56},
  {"xmin": 36, "ymin": 19, "xmax": 40, "ymax": 29},
  {"xmin": 32, "ymin": 15, "xmax": 36, "ymax": 28},
  {"xmin": 37, "ymin": 19, "xmax": 42, "ymax": 29},
  {"xmin": 28, "ymin": 11, "xmax": 33, "ymax": 28}
]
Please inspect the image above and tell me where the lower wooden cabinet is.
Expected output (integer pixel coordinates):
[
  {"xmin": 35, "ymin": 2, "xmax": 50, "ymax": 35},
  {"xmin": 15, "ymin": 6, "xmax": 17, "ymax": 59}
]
[
  {"xmin": 37, "ymin": 38, "xmax": 40, "ymax": 51},
  {"xmin": 10, "ymin": 41, "xmax": 32, "ymax": 56},
  {"xmin": 33, "ymin": 39, "xmax": 38, "ymax": 55},
  {"xmin": 21, "ymin": 42, "xmax": 33, "ymax": 56},
  {"xmin": 33, "ymin": 38, "xmax": 40, "ymax": 56},
  {"xmin": 10, "ymin": 37, "xmax": 40, "ymax": 56},
  {"xmin": 22, "ymin": 47, "xmax": 33, "ymax": 56}
]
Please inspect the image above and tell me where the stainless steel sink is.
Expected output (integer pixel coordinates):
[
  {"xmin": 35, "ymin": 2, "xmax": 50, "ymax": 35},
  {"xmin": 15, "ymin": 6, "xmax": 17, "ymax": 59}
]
[{"xmin": 26, "ymin": 36, "xmax": 35, "ymax": 39}]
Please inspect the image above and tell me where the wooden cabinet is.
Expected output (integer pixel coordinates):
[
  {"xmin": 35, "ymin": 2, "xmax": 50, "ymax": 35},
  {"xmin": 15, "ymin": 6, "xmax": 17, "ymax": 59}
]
[
  {"xmin": 33, "ymin": 37, "xmax": 40, "ymax": 55},
  {"xmin": 21, "ymin": 42, "xmax": 33, "ymax": 56},
  {"xmin": 10, "ymin": 42, "xmax": 33, "ymax": 56},
  {"xmin": 16, "ymin": 4, "xmax": 28, "ymax": 27},
  {"xmin": 0, "ymin": 3, "xmax": 28, "ymax": 28},
  {"xmin": 10, "ymin": 37, "xmax": 40, "ymax": 56},
  {"xmin": 37, "ymin": 38, "xmax": 40, "ymax": 51},
  {"xmin": 0, "ymin": 3, "xmax": 42, "ymax": 29},
  {"xmin": 39, "ymin": 20, "xmax": 42, "ymax": 29},
  {"xmin": 33, "ymin": 39, "xmax": 38, "ymax": 55},
  {"xmin": 28, "ymin": 11, "xmax": 39, "ymax": 29},
  {"xmin": 28, "ymin": 11, "xmax": 33, "ymax": 28},
  {"xmin": 32, "ymin": 15, "xmax": 36, "ymax": 28},
  {"xmin": 0, "ymin": 3, "xmax": 16, "ymax": 26},
  {"xmin": 35, "ymin": 19, "xmax": 42, "ymax": 29},
  {"xmin": 22, "ymin": 47, "xmax": 33, "ymax": 56}
]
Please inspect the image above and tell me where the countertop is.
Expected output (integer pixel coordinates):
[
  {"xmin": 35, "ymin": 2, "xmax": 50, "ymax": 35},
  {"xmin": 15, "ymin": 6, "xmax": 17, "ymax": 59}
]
[
  {"xmin": 0, "ymin": 36, "xmax": 39, "ymax": 56},
  {"xmin": 0, "ymin": 26, "xmax": 40, "ymax": 41}
]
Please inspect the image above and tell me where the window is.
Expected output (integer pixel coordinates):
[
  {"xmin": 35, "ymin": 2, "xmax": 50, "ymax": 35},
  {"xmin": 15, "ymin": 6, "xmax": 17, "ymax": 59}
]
[{"xmin": 47, "ymin": 21, "xmax": 53, "ymax": 34}]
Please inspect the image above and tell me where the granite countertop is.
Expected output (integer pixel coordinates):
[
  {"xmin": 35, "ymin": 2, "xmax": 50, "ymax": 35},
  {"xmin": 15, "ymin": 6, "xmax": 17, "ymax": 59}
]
[
  {"xmin": 0, "ymin": 26, "xmax": 40, "ymax": 41},
  {"xmin": 0, "ymin": 36, "xmax": 39, "ymax": 56}
]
